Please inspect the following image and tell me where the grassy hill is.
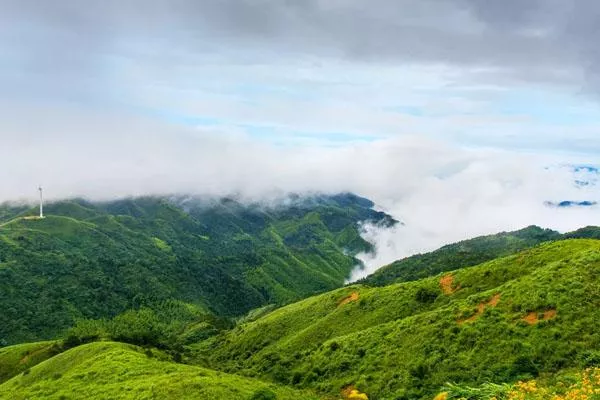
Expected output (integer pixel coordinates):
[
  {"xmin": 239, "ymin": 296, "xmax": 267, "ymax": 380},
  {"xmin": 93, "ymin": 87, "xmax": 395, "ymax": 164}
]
[
  {"xmin": 0, "ymin": 341, "xmax": 61, "ymax": 384},
  {"xmin": 359, "ymin": 226, "xmax": 562, "ymax": 287},
  {"xmin": 196, "ymin": 239, "xmax": 600, "ymax": 399},
  {"xmin": 0, "ymin": 193, "xmax": 393, "ymax": 345},
  {"xmin": 0, "ymin": 342, "xmax": 321, "ymax": 400}
]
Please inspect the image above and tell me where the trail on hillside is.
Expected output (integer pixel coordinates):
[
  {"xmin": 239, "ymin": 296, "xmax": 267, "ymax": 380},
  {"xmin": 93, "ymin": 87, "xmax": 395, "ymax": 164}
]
[
  {"xmin": 0, "ymin": 216, "xmax": 41, "ymax": 228},
  {"xmin": 458, "ymin": 293, "xmax": 502, "ymax": 324}
]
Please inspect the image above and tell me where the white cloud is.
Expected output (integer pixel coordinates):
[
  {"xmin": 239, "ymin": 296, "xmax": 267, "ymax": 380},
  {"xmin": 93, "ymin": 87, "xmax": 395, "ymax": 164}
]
[
  {"xmin": 347, "ymin": 156, "xmax": 600, "ymax": 281},
  {"xmin": 2, "ymin": 104, "xmax": 598, "ymax": 283}
]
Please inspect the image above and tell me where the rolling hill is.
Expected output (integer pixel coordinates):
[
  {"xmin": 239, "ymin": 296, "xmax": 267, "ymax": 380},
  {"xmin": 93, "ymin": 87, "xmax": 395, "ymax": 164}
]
[
  {"xmin": 0, "ymin": 342, "xmax": 321, "ymax": 400},
  {"xmin": 0, "ymin": 341, "xmax": 61, "ymax": 384}
]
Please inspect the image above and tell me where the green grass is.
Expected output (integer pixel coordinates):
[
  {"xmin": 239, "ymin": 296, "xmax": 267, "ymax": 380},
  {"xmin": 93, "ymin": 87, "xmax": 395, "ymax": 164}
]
[
  {"xmin": 2, "ymin": 194, "xmax": 599, "ymax": 399},
  {"xmin": 0, "ymin": 341, "xmax": 60, "ymax": 384},
  {"xmin": 0, "ymin": 342, "xmax": 322, "ymax": 400},
  {"xmin": 196, "ymin": 239, "xmax": 600, "ymax": 399}
]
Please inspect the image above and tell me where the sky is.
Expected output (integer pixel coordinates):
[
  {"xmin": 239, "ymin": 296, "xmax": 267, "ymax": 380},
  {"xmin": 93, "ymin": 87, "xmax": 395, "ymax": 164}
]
[{"xmin": 1, "ymin": 0, "xmax": 600, "ymax": 275}]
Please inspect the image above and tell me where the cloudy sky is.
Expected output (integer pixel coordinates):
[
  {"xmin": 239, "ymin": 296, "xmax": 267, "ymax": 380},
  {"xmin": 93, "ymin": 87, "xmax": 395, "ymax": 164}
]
[{"xmin": 1, "ymin": 0, "xmax": 599, "ymax": 272}]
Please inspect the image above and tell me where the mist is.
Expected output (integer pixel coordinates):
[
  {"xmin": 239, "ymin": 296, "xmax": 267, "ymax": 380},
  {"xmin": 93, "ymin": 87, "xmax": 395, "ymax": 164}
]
[
  {"xmin": 2, "ymin": 105, "xmax": 598, "ymax": 279},
  {"xmin": 2, "ymin": 0, "xmax": 600, "ymax": 279},
  {"xmin": 349, "ymin": 163, "xmax": 599, "ymax": 281}
]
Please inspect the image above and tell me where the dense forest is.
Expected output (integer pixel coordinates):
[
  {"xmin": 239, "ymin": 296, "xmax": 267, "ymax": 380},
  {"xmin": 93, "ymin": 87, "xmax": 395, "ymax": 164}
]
[{"xmin": 0, "ymin": 194, "xmax": 393, "ymax": 345}]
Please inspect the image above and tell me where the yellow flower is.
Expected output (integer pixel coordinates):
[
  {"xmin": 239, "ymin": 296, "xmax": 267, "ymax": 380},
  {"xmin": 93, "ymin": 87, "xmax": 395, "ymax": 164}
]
[{"xmin": 433, "ymin": 392, "xmax": 448, "ymax": 400}]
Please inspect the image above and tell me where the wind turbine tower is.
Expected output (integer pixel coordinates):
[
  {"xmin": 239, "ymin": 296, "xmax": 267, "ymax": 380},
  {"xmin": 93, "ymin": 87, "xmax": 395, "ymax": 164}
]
[{"xmin": 38, "ymin": 186, "xmax": 44, "ymax": 219}]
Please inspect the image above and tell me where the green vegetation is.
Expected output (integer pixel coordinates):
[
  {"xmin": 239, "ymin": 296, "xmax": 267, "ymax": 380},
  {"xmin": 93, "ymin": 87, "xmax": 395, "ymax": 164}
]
[
  {"xmin": 360, "ymin": 226, "xmax": 561, "ymax": 287},
  {"xmin": 441, "ymin": 367, "xmax": 600, "ymax": 400},
  {"xmin": 0, "ymin": 193, "xmax": 391, "ymax": 345},
  {"xmin": 197, "ymin": 239, "xmax": 600, "ymax": 399},
  {"xmin": 564, "ymin": 225, "xmax": 600, "ymax": 240},
  {"xmin": 0, "ymin": 342, "xmax": 321, "ymax": 400},
  {"xmin": 0, "ymin": 341, "xmax": 61, "ymax": 384},
  {"xmin": 63, "ymin": 299, "xmax": 231, "ymax": 356},
  {"xmin": 2, "ymin": 192, "xmax": 599, "ymax": 399}
]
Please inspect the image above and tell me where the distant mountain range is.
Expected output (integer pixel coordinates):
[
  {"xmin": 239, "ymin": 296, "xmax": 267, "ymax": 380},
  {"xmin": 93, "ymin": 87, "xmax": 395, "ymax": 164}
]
[
  {"xmin": 544, "ymin": 200, "xmax": 597, "ymax": 208},
  {"xmin": 544, "ymin": 164, "xmax": 599, "ymax": 207}
]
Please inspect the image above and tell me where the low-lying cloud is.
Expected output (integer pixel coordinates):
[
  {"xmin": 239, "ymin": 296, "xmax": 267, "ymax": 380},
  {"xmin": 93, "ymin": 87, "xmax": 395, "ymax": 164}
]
[
  {"xmin": 348, "ymin": 163, "xmax": 599, "ymax": 281},
  {"xmin": 2, "ymin": 107, "xmax": 598, "ymax": 280}
]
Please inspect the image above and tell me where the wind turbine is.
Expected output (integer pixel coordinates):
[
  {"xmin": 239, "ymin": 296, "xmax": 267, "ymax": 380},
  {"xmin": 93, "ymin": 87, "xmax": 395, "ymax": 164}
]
[{"xmin": 38, "ymin": 186, "xmax": 44, "ymax": 218}]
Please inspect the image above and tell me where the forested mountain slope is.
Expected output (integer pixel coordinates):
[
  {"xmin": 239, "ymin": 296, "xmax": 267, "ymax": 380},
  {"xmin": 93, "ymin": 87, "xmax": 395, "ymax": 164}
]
[
  {"xmin": 0, "ymin": 193, "xmax": 393, "ymax": 345},
  {"xmin": 1, "ymin": 225, "xmax": 599, "ymax": 399}
]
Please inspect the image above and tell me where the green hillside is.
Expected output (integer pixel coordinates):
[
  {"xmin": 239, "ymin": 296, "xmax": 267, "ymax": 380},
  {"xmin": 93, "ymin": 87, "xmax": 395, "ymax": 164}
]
[
  {"xmin": 196, "ymin": 239, "xmax": 600, "ymax": 399},
  {"xmin": 440, "ymin": 366, "xmax": 600, "ymax": 399},
  {"xmin": 2, "ymin": 192, "xmax": 599, "ymax": 399},
  {"xmin": 0, "ymin": 341, "xmax": 61, "ymax": 384},
  {"xmin": 0, "ymin": 342, "xmax": 321, "ymax": 400},
  {"xmin": 360, "ymin": 226, "xmax": 561, "ymax": 287},
  {"xmin": 0, "ymin": 193, "xmax": 393, "ymax": 345}
]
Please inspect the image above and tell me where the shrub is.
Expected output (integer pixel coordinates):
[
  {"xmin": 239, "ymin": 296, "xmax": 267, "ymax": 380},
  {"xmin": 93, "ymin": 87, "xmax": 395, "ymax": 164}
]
[
  {"xmin": 249, "ymin": 388, "xmax": 277, "ymax": 400},
  {"xmin": 415, "ymin": 287, "xmax": 439, "ymax": 303},
  {"xmin": 291, "ymin": 371, "xmax": 303, "ymax": 385}
]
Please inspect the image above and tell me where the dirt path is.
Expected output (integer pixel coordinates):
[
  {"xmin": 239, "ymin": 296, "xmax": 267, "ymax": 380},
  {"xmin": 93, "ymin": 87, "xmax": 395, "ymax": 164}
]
[
  {"xmin": 440, "ymin": 275, "xmax": 459, "ymax": 295},
  {"xmin": 458, "ymin": 293, "xmax": 502, "ymax": 324},
  {"xmin": 522, "ymin": 309, "xmax": 557, "ymax": 325}
]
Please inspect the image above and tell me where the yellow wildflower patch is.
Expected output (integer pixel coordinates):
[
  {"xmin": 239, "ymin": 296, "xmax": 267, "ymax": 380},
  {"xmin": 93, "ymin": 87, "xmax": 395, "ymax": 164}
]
[{"xmin": 508, "ymin": 368, "xmax": 600, "ymax": 400}]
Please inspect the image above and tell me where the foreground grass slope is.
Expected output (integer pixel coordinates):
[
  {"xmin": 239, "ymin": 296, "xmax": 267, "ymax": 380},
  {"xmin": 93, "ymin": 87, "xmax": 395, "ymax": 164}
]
[
  {"xmin": 0, "ymin": 193, "xmax": 392, "ymax": 345},
  {"xmin": 0, "ymin": 342, "xmax": 321, "ymax": 400},
  {"xmin": 442, "ymin": 366, "xmax": 600, "ymax": 399},
  {"xmin": 199, "ymin": 239, "xmax": 600, "ymax": 399}
]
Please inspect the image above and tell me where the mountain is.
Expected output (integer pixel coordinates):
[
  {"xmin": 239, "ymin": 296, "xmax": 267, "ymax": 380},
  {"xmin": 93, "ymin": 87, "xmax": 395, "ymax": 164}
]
[
  {"xmin": 543, "ymin": 163, "xmax": 599, "ymax": 208},
  {"xmin": 4, "ymin": 237, "xmax": 598, "ymax": 399},
  {"xmin": 360, "ymin": 226, "xmax": 561, "ymax": 287},
  {"xmin": 2, "ymin": 194, "xmax": 599, "ymax": 399},
  {"xmin": 564, "ymin": 225, "xmax": 600, "ymax": 240},
  {"xmin": 544, "ymin": 200, "xmax": 597, "ymax": 208},
  {"xmin": 0, "ymin": 193, "xmax": 393, "ymax": 345},
  {"xmin": 194, "ymin": 239, "xmax": 600, "ymax": 399}
]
